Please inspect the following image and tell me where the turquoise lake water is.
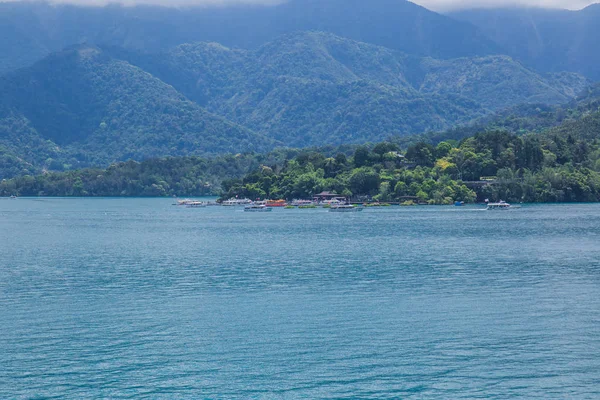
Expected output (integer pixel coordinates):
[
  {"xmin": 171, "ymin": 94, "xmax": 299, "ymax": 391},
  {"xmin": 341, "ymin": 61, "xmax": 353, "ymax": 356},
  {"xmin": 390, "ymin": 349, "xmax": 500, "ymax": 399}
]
[{"xmin": 1, "ymin": 198, "xmax": 599, "ymax": 398}]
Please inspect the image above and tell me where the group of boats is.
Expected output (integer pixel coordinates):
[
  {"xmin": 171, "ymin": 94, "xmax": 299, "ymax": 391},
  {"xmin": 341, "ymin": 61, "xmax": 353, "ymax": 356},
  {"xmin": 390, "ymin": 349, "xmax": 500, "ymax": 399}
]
[
  {"xmin": 244, "ymin": 202, "xmax": 363, "ymax": 212},
  {"xmin": 236, "ymin": 198, "xmax": 364, "ymax": 212},
  {"xmin": 176, "ymin": 197, "xmax": 364, "ymax": 212},
  {"xmin": 176, "ymin": 197, "xmax": 516, "ymax": 211}
]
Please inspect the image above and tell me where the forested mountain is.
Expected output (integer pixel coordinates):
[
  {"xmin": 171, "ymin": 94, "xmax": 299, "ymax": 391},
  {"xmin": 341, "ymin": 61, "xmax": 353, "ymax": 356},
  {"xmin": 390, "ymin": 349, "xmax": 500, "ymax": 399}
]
[
  {"xmin": 112, "ymin": 32, "xmax": 588, "ymax": 146},
  {"xmin": 391, "ymin": 83, "xmax": 600, "ymax": 149},
  {"xmin": 449, "ymin": 5, "xmax": 600, "ymax": 80},
  {"xmin": 0, "ymin": 0, "xmax": 501, "ymax": 76},
  {"xmin": 3, "ymin": 0, "xmax": 600, "ymax": 81},
  {"xmin": 3, "ymin": 81, "xmax": 600, "ymax": 200},
  {"xmin": 0, "ymin": 1, "xmax": 597, "ymax": 181},
  {"xmin": 0, "ymin": 45, "xmax": 275, "ymax": 177},
  {"xmin": 0, "ymin": 31, "xmax": 588, "ymax": 179}
]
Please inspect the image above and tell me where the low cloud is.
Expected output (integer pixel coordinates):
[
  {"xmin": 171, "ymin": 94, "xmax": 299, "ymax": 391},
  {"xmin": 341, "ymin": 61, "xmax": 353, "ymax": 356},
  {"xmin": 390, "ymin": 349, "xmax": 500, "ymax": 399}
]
[{"xmin": 412, "ymin": 0, "xmax": 598, "ymax": 11}]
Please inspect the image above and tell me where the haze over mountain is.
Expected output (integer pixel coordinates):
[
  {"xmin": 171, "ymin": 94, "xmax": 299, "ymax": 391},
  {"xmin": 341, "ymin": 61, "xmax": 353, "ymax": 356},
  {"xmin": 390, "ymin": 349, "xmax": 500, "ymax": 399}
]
[
  {"xmin": 0, "ymin": 0, "xmax": 501, "ymax": 75},
  {"xmin": 450, "ymin": 4, "xmax": 600, "ymax": 79},
  {"xmin": 1, "ymin": 0, "xmax": 598, "ymax": 78},
  {"xmin": 418, "ymin": 0, "xmax": 598, "ymax": 11}
]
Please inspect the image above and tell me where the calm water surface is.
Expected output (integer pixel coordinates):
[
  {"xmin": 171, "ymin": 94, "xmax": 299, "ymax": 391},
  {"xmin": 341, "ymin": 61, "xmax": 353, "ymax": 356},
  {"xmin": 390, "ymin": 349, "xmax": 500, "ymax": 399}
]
[{"xmin": 1, "ymin": 199, "xmax": 599, "ymax": 398}]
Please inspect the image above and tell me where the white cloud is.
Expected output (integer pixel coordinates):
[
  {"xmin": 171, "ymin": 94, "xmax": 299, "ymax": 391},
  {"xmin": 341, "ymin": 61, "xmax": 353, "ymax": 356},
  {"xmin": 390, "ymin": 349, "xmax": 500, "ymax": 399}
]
[{"xmin": 411, "ymin": 0, "xmax": 598, "ymax": 11}]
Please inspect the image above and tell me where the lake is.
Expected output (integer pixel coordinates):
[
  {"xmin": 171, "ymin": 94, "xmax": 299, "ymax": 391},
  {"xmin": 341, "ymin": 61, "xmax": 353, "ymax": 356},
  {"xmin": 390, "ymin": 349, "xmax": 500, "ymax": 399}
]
[{"xmin": 1, "ymin": 198, "xmax": 599, "ymax": 398}]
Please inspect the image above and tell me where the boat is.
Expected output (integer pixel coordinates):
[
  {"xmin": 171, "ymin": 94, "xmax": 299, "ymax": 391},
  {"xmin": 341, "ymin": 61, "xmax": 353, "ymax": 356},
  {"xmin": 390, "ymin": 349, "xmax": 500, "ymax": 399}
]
[
  {"xmin": 487, "ymin": 201, "xmax": 511, "ymax": 210},
  {"xmin": 176, "ymin": 198, "xmax": 199, "ymax": 206},
  {"xmin": 329, "ymin": 204, "xmax": 364, "ymax": 212},
  {"xmin": 266, "ymin": 199, "xmax": 288, "ymax": 207},
  {"xmin": 185, "ymin": 201, "xmax": 207, "ymax": 208},
  {"xmin": 454, "ymin": 201, "xmax": 464, "ymax": 206},
  {"xmin": 222, "ymin": 198, "xmax": 252, "ymax": 206},
  {"xmin": 290, "ymin": 199, "xmax": 315, "ymax": 207},
  {"xmin": 9, "ymin": 195, "xmax": 17, "ymax": 199},
  {"xmin": 244, "ymin": 204, "xmax": 273, "ymax": 212},
  {"xmin": 320, "ymin": 198, "xmax": 343, "ymax": 207}
]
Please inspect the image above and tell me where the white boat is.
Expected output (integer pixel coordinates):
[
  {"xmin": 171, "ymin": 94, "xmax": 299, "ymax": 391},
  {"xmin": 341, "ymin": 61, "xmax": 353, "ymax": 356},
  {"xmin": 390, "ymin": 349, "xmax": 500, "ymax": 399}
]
[
  {"xmin": 329, "ymin": 204, "xmax": 363, "ymax": 212},
  {"xmin": 176, "ymin": 198, "xmax": 198, "ymax": 206},
  {"xmin": 320, "ymin": 199, "xmax": 344, "ymax": 207},
  {"xmin": 487, "ymin": 201, "xmax": 511, "ymax": 210},
  {"xmin": 290, "ymin": 199, "xmax": 315, "ymax": 207},
  {"xmin": 222, "ymin": 198, "xmax": 253, "ymax": 206},
  {"xmin": 185, "ymin": 201, "xmax": 207, "ymax": 208},
  {"xmin": 244, "ymin": 204, "xmax": 272, "ymax": 212}
]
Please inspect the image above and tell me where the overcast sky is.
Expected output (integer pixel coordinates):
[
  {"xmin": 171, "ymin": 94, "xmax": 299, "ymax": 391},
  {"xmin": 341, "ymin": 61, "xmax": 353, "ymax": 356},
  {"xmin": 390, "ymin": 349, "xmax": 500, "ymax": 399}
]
[{"xmin": 2, "ymin": 0, "xmax": 597, "ymax": 11}]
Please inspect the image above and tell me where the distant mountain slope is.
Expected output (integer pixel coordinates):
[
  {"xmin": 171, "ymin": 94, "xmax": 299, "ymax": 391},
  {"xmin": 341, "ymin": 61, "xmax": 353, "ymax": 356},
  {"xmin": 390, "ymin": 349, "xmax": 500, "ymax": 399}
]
[
  {"xmin": 0, "ymin": 0, "xmax": 501, "ymax": 75},
  {"xmin": 113, "ymin": 32, "xmax": 588, "ymax": 146},
  {"xmin": 0, "ymin": 32, "xmax": 591, "ymax": 178},
  {"xmin": 449, "ymin": 5, "xmax": 600, "ymax": 80},
  {"xmin": 390, "ymin": 82, "xmax": 600, "ymax": 149},
  {"xmin": 544, "ymin": 109, "xmax": 600, "ymax": 142},
  {"xmin": 0, "ymin": 46, "xmax": 275, "ymax": 176}
]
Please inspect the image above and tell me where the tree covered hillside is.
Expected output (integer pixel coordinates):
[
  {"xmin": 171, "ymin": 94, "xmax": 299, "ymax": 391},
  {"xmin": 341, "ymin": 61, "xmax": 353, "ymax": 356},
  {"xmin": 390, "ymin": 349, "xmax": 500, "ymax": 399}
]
[
  {"xmin": 0, "ymin": 45, "xmax": 275, "ymax": 177},
  {"xmin": 114, "ymin": 32, "xmax": 588, "ymax": 147},
  {"xmin": 0, "ymin": 31, "xmax": 589, "ymax": 180},
  {"xmin": 4, "ymin": 102, "xmax": 600, "ymax": 203}
]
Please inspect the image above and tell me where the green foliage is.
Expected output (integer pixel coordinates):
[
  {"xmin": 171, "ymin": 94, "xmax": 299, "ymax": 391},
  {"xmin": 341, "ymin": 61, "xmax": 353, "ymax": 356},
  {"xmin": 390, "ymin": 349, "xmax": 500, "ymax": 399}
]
[
  {"xmin": 117, "ymin": 31, "xmax": 587, "ymax": 148},
  {"xmin": 0, "ymin": 45, "xmax": 276, "ymax": 179},
  {"xmin": 0, "ymin": 150, "xmax": 299, "ymax": 197},
  {"xmin": 0, "ymin": 31, "xmax": 592, "ymax": 180},
  {"xmin": 221, "ymin": 127, "xmax": 600, "ymax": 204},
  {"xmin": 7, "ymin": 120, "xmax": 600, "ymax": 204}
]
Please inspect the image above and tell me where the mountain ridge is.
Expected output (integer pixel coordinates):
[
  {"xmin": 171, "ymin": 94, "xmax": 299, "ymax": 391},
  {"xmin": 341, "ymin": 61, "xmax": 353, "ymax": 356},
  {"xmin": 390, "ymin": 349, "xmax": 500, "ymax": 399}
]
[
  {"xmin": 449, "ymin": 5, "xmax": 600, "ymax": 79},
  {"xmin": 0, "ymin": 44, "xmax": 276, "ymax": 176},
  {"xmin": 0, "ymin": 0, "xmax": 502, "ymax": 75},
  {"xmin": 0, "ymin": 31, "xmax": 592, "ymax": 178},
  {"xmin": 111, "ymin": 31, "xmax": 587, "ymax": 143}
]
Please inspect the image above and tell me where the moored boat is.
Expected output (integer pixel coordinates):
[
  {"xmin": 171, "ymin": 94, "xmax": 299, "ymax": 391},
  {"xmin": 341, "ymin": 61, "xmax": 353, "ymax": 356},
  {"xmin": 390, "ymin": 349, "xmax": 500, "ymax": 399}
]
[
  {"xmin": 266, "ymin": 199, "xmax": 288, "ymax": 207},
  {"xmin": 185, "ymin": 201, "xmax": 207, "ymax": 208},
  {"xmin": 176, "ymin": 198, "xmax": 199, "ymax": 206},
  {"xmin": 244, "ymin": 204, "xmax": 273, "ymax": 212},
  {"xmin": 329, "ymin": 204, "xmax": 363, "ymax": 212},
  {"xmin": 290, "ymin": 199, "xmax": 315, "ymax": 207},
  {"xmin": 222, "ymin": 198, "xmax": 252, "ymax": 206}
]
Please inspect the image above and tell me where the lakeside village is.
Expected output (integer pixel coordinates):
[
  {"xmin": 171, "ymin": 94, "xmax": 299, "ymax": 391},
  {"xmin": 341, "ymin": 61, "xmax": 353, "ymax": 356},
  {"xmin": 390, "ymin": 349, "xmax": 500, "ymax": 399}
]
[{"xmin": 175, "ymin": 191, "xmax": 513, "ymax": 212}]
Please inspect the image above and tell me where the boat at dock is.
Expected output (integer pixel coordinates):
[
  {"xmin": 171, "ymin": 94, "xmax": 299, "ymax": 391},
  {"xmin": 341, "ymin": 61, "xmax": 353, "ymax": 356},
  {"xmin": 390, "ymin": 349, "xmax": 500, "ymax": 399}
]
[
  {"xmin": 329, "ymin": 204, "xmax": 363, "ymax": 212},
  {"xmin": 222, "ymin": 198, "xmax": 252, "ymax": 206},
  {"xmin": 185, "ymin": 201, "xmax": 207, "ymax": 208},
  {"xmin": 290, "ymin": 199, "xmax": 315, "ymax": 207},
  {"xmin": 266, "ymin": 199, "xmax": 288, "ymax": 207},
  {"xmin": 175, "ymin": 198, "xmax": 199, "ymax": 206},
  {"xmin": 244, "ymin": 204, "xmax": 273, "ymax": 212}
]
